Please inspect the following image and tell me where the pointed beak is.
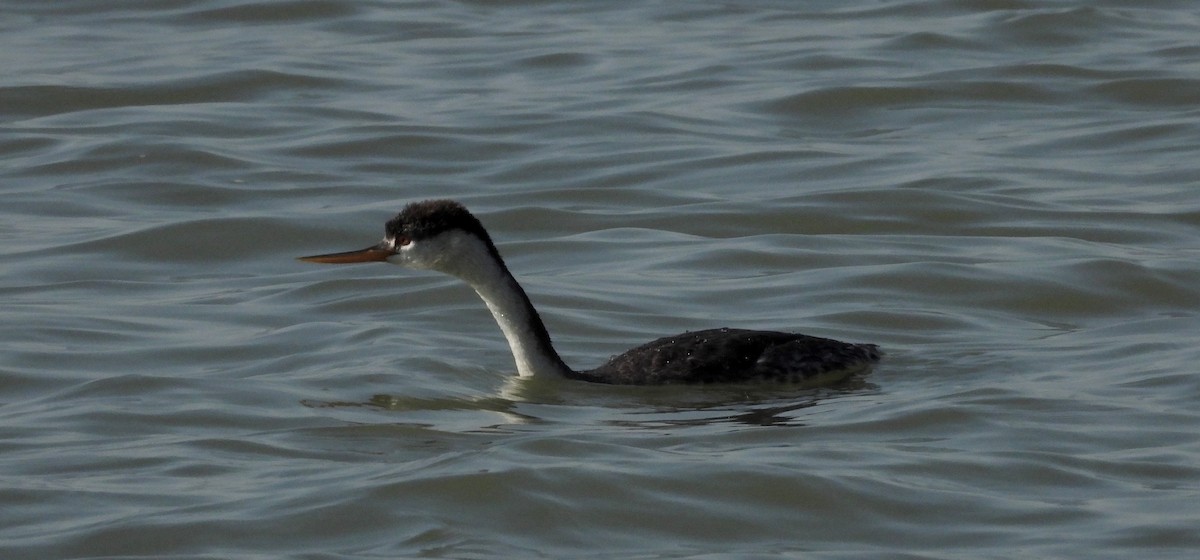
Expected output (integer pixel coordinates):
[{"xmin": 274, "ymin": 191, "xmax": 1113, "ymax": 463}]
[{"xmin": 298, "ymin": 243, "xmax": 394, "ymax": 264}]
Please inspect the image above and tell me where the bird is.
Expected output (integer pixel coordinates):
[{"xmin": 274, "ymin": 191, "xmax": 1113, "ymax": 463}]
[{"xmin": 299, "ymin": 199, "xmax": 880, "ymax": 385}]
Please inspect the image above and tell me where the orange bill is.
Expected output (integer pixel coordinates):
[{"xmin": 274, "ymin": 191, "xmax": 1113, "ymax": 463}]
[{"xmin": 298, "ymin": 245, "xmax": 394, "ymax": 264}]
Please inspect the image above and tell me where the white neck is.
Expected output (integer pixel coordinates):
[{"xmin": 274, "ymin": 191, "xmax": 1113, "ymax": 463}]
[
  {"xmin": 470, "ymin": 267, "xmax": 572, "ymax": 378},
  {"xmin": 419, "ymin": 231, "xmax": 572, "ymax": 378}
]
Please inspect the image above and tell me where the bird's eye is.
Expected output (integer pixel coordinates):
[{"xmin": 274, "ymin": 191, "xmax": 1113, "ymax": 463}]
[{"xmin": 396, "ymin": 236, "xmax": 412, "ymax": 247}]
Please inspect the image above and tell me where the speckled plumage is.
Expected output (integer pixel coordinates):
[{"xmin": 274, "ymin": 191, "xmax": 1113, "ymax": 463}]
[{"xmin": 574, "ymin": 327, "xmax": 880, "ymax": 384}]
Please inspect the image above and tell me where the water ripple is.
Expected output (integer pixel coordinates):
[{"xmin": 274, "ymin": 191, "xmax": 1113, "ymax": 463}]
[{"xmin": 3, "ymin": 1, "xmax": 1200, "ymax": 558}]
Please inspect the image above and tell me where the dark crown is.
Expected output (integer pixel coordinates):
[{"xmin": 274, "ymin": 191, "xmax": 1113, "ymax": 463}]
[{"xmin": 386, "ymin": 199, "xmax": 498, "ymax": 249}]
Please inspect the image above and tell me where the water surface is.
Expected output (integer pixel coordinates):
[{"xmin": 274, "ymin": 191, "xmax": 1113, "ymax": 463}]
[{"xmin": 3, "ymin": 1, "xmax": 1200, "ymax": 558}]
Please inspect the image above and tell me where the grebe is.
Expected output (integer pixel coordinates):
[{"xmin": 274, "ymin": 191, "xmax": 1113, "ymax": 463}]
[{"xmin": 299, "ymin": 200, "xmax": 880, "ymax": 385}]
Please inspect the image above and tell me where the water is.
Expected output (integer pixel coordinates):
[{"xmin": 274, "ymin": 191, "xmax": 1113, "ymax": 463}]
[{"xmin": 3, "ymin": 1, "xmax": 1200, "ymax": 558}]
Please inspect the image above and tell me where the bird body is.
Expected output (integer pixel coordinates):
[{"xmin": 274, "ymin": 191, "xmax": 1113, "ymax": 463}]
[
  {"xmin": 577, "ymin": 328, "xmax": 878, "ymax": 385},
  {"xmin": 300, "ymin": 200, "xmax": 880, "ymax": 385}
]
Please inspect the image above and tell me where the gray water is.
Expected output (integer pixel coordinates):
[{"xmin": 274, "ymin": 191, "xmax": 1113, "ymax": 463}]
[{"xmin": 4, "ymin": 1, "xmax": 1200, "ymax": 558}]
